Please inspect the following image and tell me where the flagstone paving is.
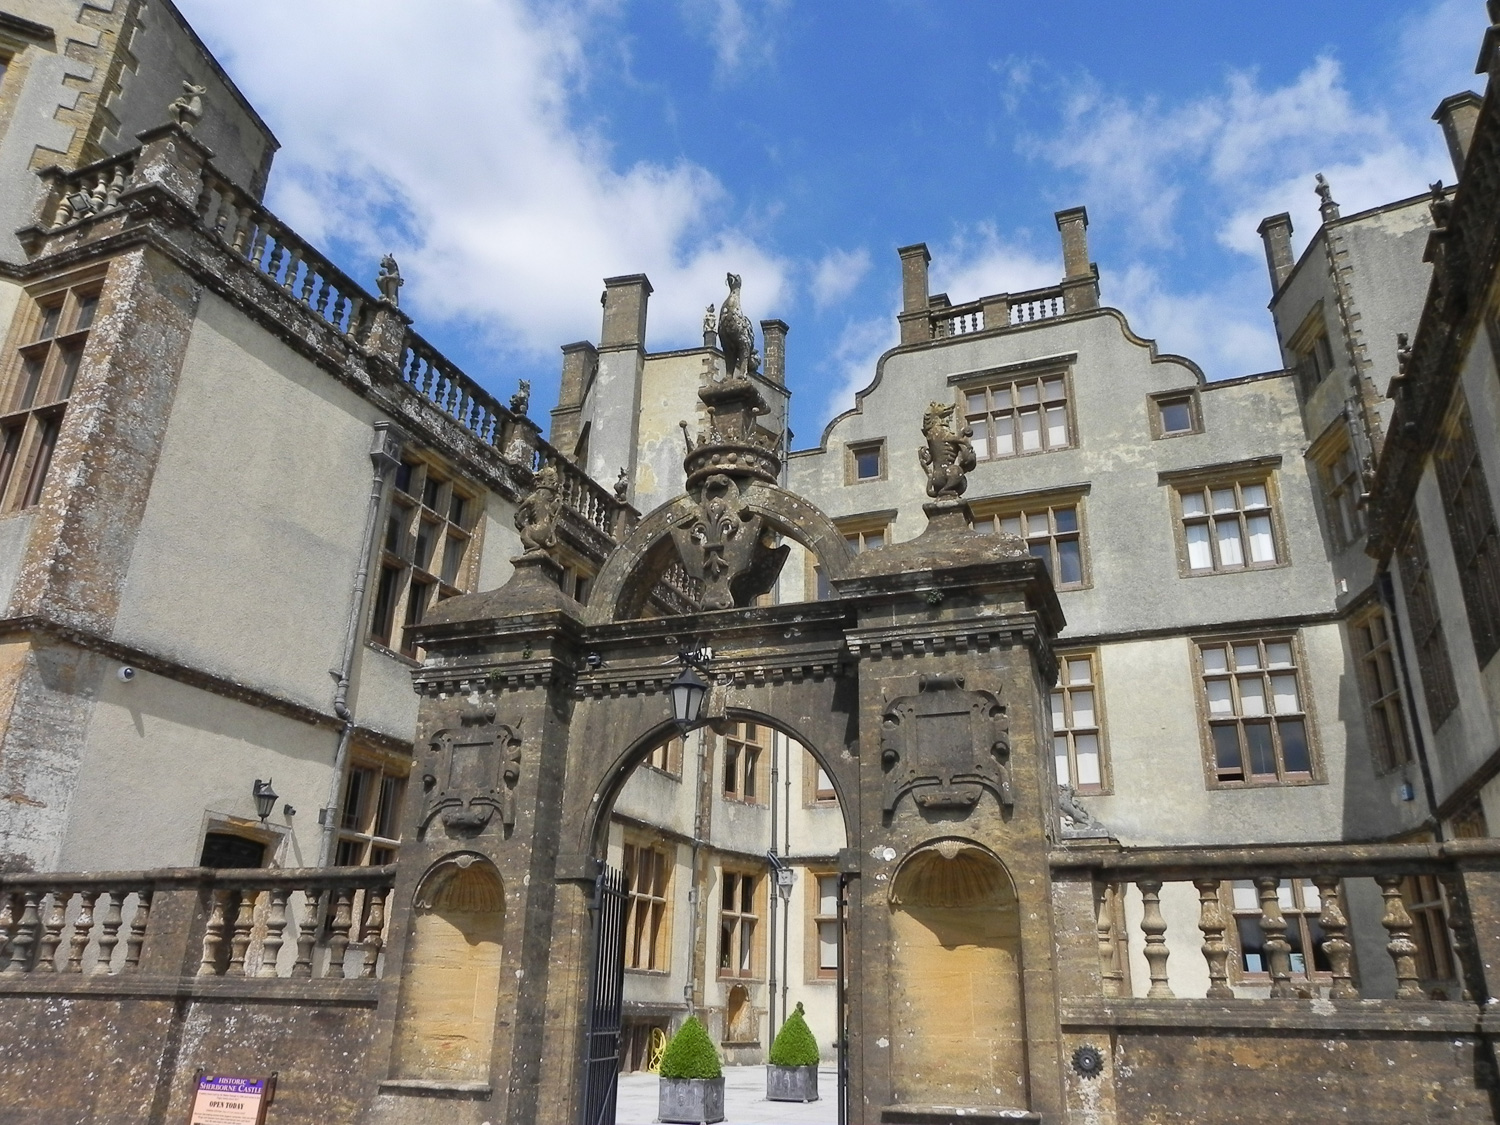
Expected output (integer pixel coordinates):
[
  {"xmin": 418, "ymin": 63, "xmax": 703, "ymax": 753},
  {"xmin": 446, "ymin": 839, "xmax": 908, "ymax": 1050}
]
[{"xmin": 615, "ymin": 1064, "xmax": 839, "ymax": 1125}]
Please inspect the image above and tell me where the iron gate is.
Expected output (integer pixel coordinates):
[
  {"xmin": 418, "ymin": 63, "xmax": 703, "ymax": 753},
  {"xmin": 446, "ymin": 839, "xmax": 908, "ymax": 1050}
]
[{"xmin": 580, "ymin": 863, "xmax": 628, "ymax": 1125}]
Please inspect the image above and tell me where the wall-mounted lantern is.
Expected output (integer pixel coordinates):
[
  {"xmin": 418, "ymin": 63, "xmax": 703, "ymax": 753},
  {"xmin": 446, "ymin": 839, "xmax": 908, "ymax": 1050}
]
[{"xmin": 252, "ymin": 778, "xmax": 279, "ymax": 822}]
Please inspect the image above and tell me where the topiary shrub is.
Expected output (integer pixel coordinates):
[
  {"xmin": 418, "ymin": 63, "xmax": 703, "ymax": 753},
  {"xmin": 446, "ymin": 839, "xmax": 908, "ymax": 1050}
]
[
  {"xmin": 658, "ymin": 1015, "xmax": 723, "ymax": 1080},
  {"xmin": 768, "ymin": 1002, "xmax": 820, "ymax": 1067}
]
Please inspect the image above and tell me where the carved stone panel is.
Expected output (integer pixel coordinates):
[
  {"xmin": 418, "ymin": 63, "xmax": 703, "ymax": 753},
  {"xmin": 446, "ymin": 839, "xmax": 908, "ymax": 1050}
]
[
  {"xmin": 420, "ymin": 699, "xmax": 522, "ymax": 835},
  {"xmin": 880, "ymin": 673, "xmax": 1012, "ymax": 815}
]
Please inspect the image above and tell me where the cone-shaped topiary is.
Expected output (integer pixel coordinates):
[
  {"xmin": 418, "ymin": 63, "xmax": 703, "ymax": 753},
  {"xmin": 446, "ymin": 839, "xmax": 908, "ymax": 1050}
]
[
  {"xmin": 658, "ymin": 1015, "xmax": 723, "ymax": 1080},
  {"xmin": 768, "ymin": 1002, "xmax": 820, "ymax": 1067}
]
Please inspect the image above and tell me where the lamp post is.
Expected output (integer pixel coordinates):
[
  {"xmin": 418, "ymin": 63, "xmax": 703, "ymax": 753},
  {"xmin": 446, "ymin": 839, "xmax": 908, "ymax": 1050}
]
[
  {"xmin": 669, "ymin": 666, "xmax": 709, "ymax": 730},
  {"xmin": 252, "ymin": 778, "xmax": 278, "ymax": 822}
]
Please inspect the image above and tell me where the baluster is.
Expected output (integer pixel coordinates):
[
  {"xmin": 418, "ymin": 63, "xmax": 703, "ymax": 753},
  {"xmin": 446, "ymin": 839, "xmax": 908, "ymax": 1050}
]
[
  {"xmin": 227, "ymin": 889, "xmax": 256, "ymax": 976},
  {"xmin": 4, "ymin": 890, "xmax": 41, "ymax": 973},
  {"xmin": 257, "ymin": 888, "xmax": 289, "ymax": 978},
  {"xmin": 1439, "ymin": 872, "xmax": 1477, "ymax": 1002},
  {"xmin": 298, "ymin": 262, "xmax": 316, "ymax": 307},
  {"xmin": 292, "ymin": 888, "xmax": 323, "ymax": 979},
  {"xmin": 231, "ymin": 208, "xmax": 252, "ymax": 253},
  {"xmin": 92, "ymin": 890, "xmax": 125, "ymax": 975},
  {"xmin": 103, "ymin": 164, "xmax": 127, "ymax": 210},
  {"xmin": 123, "ymin": 889, "xmax": 153, "ymax": 972},
  {"xmin": 1376, "ymin": 874, "xmax": 1423, "ymax": 999},
  {"xmin": 1097, "ymin": 882, "xmax": 1123, "ymax": 997},
  {"xmin": 1254, "ymin": 876, "xmax": 1294, "ymax": 998},
  {"xmin": 213, "ymin": 194, "xmax": 233, "ymax": 237},
  {"xmin": 247, "ymin": 224, "xmax": 266, "ymax": 268},
  {"xmin": 65, "ymin": 891, "xmax": 98, "ymax": 973},
  {"xmin": 1194, "ymin": 878, "xmax": 1233, "ymax": 999},
  {"xmin": 360, "ymin": 887, "xmax": 388, "ymax": 979},
  {"xmin": 37, "ymin": 888, "xmax": 70, "ymax": 972},
  {"xmin": 1137, "ymin": 878, "xmax": 1173, "ymax": 998},
  {"xmin": 346, "ymin": 296, "xmax": 364, "ymax": 339},
  {"xmin": 1310, "ymin": 876, "xmax": 1357, "ymax": 999},
  {"xmin": 0, "ymin": 891, "xmax": 15, "ymax": 970},
  {"xmin": 89, "ymin": 171, "xmax": 109, "ymax": 213},
  {"xmin": 198, "ymin": 889, "xmax": 228, "ymax": 976},
  {"xmin": 282, "ymin": 248, "xmax": 303, "ymax": 294},
  {"xmin": 52, "ymin": 191, "xmax": 75, "ymax": 229},
  {"xmin": 326, "ymin": 887, "xmax": 354, "ymax": 978}
]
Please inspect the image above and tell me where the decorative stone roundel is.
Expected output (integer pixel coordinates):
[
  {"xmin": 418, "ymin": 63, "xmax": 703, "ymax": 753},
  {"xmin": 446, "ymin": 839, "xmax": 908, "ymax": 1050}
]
[{"xmin": 1071, "ymin": 1044, "xmax": 1105, "ymax": 1079}]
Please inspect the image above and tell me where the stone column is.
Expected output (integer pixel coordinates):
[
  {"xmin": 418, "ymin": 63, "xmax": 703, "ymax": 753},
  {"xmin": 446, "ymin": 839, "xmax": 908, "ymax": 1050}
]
[
  {"xmin": 897, "ymin": 243, "xmax": 932, "ymax": 345},
  {"xmin": 1256, "ymin": 213, "xmax": 1296, "ymax": 295},
  {"xmin": 1056, "ymin": 207, "xmax": 1099, "ymax": 313}
]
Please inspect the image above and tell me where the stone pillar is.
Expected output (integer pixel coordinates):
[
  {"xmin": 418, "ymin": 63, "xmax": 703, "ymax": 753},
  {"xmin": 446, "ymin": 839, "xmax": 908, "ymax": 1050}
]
[
  {"xmin": 1256, "ymin": 212, "xmax": 1296, "ymax": 295},
  {"xmin": 1055, "ymin": 207, "xmax": 1099, "ymax": 313},
  {"xmin": 759, "ymin": 319, "xmax": 788, "ymax": 384},
  {"xmin": 897, "ymin": 243, "xmax": 931, "ymax": 345},
  {"xmin": 1433, "ymin": 92, "xmax": 1483, "ymax": 178},
  {"xmin": 363, "ymin": 300, "xmax": 412, "ymax": 370}
]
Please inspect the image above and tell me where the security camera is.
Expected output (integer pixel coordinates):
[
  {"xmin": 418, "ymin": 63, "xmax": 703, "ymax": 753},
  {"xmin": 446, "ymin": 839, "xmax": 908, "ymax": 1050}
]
[{"xmin": 117, "ymin": 666, "xmax": 136, "ymax": 682}]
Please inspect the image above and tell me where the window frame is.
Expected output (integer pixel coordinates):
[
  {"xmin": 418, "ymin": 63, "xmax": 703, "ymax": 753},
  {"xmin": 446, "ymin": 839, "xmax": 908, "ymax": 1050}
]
[
  {"xmin": 643, "ymin": 734, "xmax": 684, "ymax": 779},
  {"xmin": 1349, "ymin": 605, "xmax": 1412, "ymax": 774},
  {"xmin": 956, "ymin": 365, "xmax": 1076, "ymax": 462},
  {"xmin": 806, "ymin": 870, "xmax": 841, "ymax": 982},
  {"xmin": 333, "ymin": 745, "xmax": 411, "ymax": 867},
  {"xmin": 1307, "ymin": 419, "xmax": 1366, "ymax": 551},
  {"xmin": 845, "ymin": 439, "xmax": 886, "ymax": 484},
  {"xmin": 810, "ymin": 511, "xmax": 894, "ymax": 600},
  {"xmin": 1050, "ymin": 649, "xmax": 1110, "ymax": 793},
  {"xmin": 1397, "ymin": 520, "xmax": 1461, "ymax": 731},
  {"xmin": 1163, "ymin": 461, "xmax": 1288, "ymax": 578},
  {"xmin": 971, "ymin": 488, "xmax": 1090, "ymax": 590},
  {"xmin": 1289, "ymin": 305, "xmax": 1337, "ymax": 396},
  {"xmin": 803, "ymin": 747, "xmax": 838, "ymax": 806},
  {"xmin": 717, "ymin": 868, "xmax": 762, "ymax": 980},
  {"xmin": 721, "ymin": 721, "xmax": 766, "ymax": 804},
  {"xmin": 370, "ymin": 451, "xmax": 483, "ymax": 661},
  {"xmin": 1225, "ymin": 878, "xmax": 1334, "ymax": 986},
  {"xmin": 1149, "ymin": 390, "xmax": 1203, "ymax": 440},
  {"xmin": 1433, "ymin": 397, "xmax": 1500, "ymax": 665},
  {"xmin": 622, "ymin": 837, "xmax": 674, "ymax": 974},
  {"xmin": 1195, "ymin": 633, "xmax": 1321, "ymax": 789}
]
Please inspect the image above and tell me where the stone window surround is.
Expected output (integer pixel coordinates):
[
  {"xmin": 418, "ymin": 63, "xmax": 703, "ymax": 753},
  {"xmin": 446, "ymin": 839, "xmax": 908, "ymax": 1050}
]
[
  {"xmin": 949, "ymin": 352, "xmax": 1079, "ymax": 463},
  {"xmin": 809, "ymin": 509, "xmax": 895, "ymax": 600},
  {"xmin": 1433, "ymin": 395, "xmax": 1500, "ymax": 666},
  {"xmin": 1288, "ymin": 302, "xmax": 1337, "ymax": 396},
  {"xmin": 643, "ymin": 733, "xmax": 684, "ymax": 779},
  {"xmin": 970, "ymin": 483, "xmax": 1091, "ymax": 592},
  {"xmin": 335, "ymin": 743, "xmax": 411, "ymax": 867},
  {"xmin": 622, "ymin": 834, "xmax": 674, "ymax": 974},
  {"xmin": 1160, "ymin": 456, "xmax": 1289, "ymax": 579},
  {"xmin": 802, "ymin": 746, "xmax": 838, "ymax": 807},
  {"xmin": 1348, "ymin": 602, "xmax": 1413, "ymax": 776},
  {"xmin": 1397, "ymin": 518, "xmax": 1461, "ymax": 732},
  {"xmin": 844, "ymin": 438, "xmax": 886, "ymax": 484},
  {"xmin": 804, "ymin": 868, "xmax": 841, "ymax": 982},
  {"xmin": 194, "ymin": 809, "xmax": 291, "ymax": 868},
  {"xmin": 1049, "ymin": 648, "xmax": 1111, "ymax": 794},
  {"xmin": 720, "ymin": 720, "xmax": 768, "ymax": 805},
  {"xmin": 369, "ymin": 448, "xmax": 484, "ymax": 662},
  {"xmin": 717, "ymin": 867, "xmax": 763, "ymax": 980},
  {"xmin": 1306, "ymin": 416, "xmax": 1367, "ymax": 552},
  {"xmin": 1191, "ymin": 630, "xmax": 1323, "ymax": 790},
  {"xmin": 0, "ymin": 268, "xmax": 106, "ymax": 517},
  {"xmin": 1148, "ymin": 388, "xmax": 1204, "ymax": 440}
]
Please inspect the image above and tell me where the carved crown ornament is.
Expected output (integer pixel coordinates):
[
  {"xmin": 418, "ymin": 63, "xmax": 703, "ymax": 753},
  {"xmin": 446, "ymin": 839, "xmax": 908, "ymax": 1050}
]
[
  {"xmin": 419, "ymin": 697, "xmax": 523, "ymax": 836},
  {"xmin": 880, "ymin": 672, "xmax": 1013, "ymax": 816}
]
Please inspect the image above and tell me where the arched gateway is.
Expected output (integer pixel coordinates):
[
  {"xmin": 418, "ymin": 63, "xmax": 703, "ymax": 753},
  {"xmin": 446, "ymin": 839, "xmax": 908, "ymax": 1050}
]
[{"xmin": 367, "ymin": 366, "xmax": 1068, "ymax": 1125}]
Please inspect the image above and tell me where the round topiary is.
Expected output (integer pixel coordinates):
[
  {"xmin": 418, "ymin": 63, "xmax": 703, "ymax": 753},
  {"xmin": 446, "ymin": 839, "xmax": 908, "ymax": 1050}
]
[
  {"xmin": 658, "ymin": 1015, "xmax": 723, "ymax": 1080},
  {"xmin": 768, "ymin": 1002, "xmax": 820, "ymax": 1067}
]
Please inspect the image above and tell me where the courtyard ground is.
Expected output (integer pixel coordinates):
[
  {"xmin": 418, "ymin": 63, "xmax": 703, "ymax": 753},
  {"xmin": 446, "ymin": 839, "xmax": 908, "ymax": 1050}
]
[{"xmin": 615, "ymin": 1064, "xmax": 839, "ymax": 1124}]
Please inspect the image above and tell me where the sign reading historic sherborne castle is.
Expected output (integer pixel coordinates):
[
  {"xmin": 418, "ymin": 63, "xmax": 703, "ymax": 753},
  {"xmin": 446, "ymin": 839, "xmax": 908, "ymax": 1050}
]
[{"xmin": 187, "ymin": 1073, "xmax": 275, "ymax": 1125}]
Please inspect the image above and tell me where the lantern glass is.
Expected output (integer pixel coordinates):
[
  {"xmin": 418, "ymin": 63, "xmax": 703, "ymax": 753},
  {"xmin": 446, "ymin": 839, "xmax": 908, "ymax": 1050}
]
[{"xmin": 669, "ymin": 667, "xmax": 708, "ymax": 729}]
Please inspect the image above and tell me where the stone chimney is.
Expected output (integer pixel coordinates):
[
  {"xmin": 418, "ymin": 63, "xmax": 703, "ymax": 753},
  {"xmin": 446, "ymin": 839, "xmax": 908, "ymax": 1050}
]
[
  {"xmin": 897, "ymin": 243, "xmax": 931, "ymax": 345},
  {"xmin": 1433, "ymin": 92, "xmax": 1483, "ymax": 177},
  {"xmin": 1256, "ymin": 213, "xmax": 1295, "ymax": 295},
  {"xmin": 600, "ymin": 274, "xmax": 652, "ymax": 350},
  {"xmin": 760, "ymin": 319, "xmax": 788, "ymax": 384},
  {"xmin": 1055, "ymin": 207, "xmax": 1099, "ymax": 313},
  {"xmin": 549, "ymin": 341, "xmax": 597, "ymax": 456}
]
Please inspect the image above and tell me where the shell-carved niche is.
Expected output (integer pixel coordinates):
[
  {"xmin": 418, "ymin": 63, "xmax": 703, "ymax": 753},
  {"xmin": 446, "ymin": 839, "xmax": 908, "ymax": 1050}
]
[
  {"xmin": 880, "ymin": 673, "xmax": 1012, "ymax": 816},
  {"xmin": 420, "ymin": 698, "xmax": 522, "ymax": 836}
]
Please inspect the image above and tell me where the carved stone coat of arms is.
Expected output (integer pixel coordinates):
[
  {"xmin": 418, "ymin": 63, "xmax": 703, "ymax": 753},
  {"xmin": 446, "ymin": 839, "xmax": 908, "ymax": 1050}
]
[
  {"xmin": 419, "ymin": 700, "xmax": 522, "ymax": 835},
  {"xmin": 880, "ymin": 673, "xmax": 1013, "ymax": 815}
]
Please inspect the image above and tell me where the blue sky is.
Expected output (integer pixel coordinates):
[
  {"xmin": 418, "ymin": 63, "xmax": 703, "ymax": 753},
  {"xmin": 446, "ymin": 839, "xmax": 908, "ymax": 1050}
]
[{"xmin": 179, "ymin": 0, "xmax": 1484, "ymax": 450}]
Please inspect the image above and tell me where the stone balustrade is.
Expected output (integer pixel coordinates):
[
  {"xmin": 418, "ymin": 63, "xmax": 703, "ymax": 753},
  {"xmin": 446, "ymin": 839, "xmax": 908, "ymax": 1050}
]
[
  {"xmin": 927, "ymin": 284, "xmax": 1067, "ymax": 340},
  {"xmin": 40, "ymin": 151, "xmax": 137, "ymax": 230},
  {"xmin": 0, "ymin": 866, "xmax": 394, "ymax": 983},
  {"xmin": 401, "ymin": 332, "xmax": 509, "ymax": 447},
  {"xmin": 1054, "ymin": 840, "xmax": 1495, "ymax": 1004}
]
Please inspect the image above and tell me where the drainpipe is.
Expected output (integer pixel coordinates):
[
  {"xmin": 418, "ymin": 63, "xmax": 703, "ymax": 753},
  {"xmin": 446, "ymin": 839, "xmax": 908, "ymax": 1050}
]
[
  {"xmin": 684, "ymin": 726, "xmax": 714, "ymax": 1014},
  {"xmin": 767, "ymin": 732, "xmax": 780, "ymax": 1037},
  {"xmin": 318, "ymin": 421, "xmax": 406, "ymax": 866},
  {"xmin": 1377, "ymin": 570, "xmax": 1443, "ymax": 841}
]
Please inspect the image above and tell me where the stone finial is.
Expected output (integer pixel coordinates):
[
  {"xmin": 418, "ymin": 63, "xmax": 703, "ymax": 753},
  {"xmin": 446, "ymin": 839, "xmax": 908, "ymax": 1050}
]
[
  {"xmin": 514, "ymin": 462, "xmax": 562, "ymax": 555},
  {"xmin": 1396, "ymin": 332, "xmax": 1412, "ymax": 377},
  {"xmin": 168, "ymin": 81, "xmax": 206, "ymax": 132},
  {"xmin": 614, "ymin": 467, "xmax": 628, "ymax": 500},
  {"xmin": 917, "ymin": 401, "xmax": 976, "ymax": 499},
  {"xmin": 716, "ymin": 273, "xmax": 761, "ymax": 380},
  {"xmin": 1315, "ymin": 173, "xmax": 1340, "ymax": 223},
  {"xmin": 377, "ymin": 254, "xmax": 404, "ymax": 306},
  {"xmin": 510, "ymin": 379, "xmax": 531, "ymax": 417},
  {"xmin": 1428, "ymin": 180, "xmax": 1452, "ymax": 230},
  {"xmin": 702, "ymin": 304, "xmax": 717, "ymax": 348}
]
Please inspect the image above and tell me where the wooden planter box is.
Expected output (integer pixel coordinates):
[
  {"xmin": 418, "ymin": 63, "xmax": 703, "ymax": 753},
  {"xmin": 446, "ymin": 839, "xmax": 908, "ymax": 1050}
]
[
  {"xmin": 767, "ymin": 1063, "xmax": 819, "ymax": 1102},
  {"xmin": 658, "ymin": 1076, "xmax": 726, "ymax": 1124}
]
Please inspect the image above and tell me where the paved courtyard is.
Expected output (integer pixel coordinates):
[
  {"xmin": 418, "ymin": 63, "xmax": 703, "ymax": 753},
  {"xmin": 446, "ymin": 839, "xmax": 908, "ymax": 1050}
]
[{"xmin": 615, "ymin": 1065, "xmax": 839, "ymax": 1124}]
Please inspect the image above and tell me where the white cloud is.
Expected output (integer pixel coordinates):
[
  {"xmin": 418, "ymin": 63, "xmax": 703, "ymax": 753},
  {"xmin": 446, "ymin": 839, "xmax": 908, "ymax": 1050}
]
[
  {"xmin": 809, "ymin": 247, "xmax": 871, "ymax": 310},
  {"xmin": 679, "ymin": 0, "xmax": 789, "ymax": 81},
  {"xmin": 817, "ymin": 315, "xmax": 897, "ymax": 434},
  {"xmin": 1106, "ymin": 263, "xmax": 1282, "ymax": 378},
  {"xmin": 176, "ymin": 0, "xmax": 788, "ymax": 364}
]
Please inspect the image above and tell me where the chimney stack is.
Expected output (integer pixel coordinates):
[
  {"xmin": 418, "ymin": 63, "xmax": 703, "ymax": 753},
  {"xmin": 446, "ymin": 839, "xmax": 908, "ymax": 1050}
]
[
  {"xmin": 1256, "ymin": 213, "xmax": 1295, "ymax": 296},
  {"xmin": 759, "ymin": 319, "xmax": 788, "ymax": 385},
  {"xmin": 897, "ymin": 243, "xmax": 931, "ymax": 345},
  {"xmin": 600, "ymin": 274, "xmax": 652, "ymax": 350},
  {"xmin": 1433, "ymin": 92, "xmax": 1483, "ymax": 177},
  {"xmin": 1055, "ymin": 207, "xmax": 1099, "ymax": 313}
]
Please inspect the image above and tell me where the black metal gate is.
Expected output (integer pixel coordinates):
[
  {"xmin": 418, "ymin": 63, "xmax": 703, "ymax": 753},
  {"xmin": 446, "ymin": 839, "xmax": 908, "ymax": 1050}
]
[{"xmin": 581, "ymin": 863, "xmax": 628, "ymax": 1125}]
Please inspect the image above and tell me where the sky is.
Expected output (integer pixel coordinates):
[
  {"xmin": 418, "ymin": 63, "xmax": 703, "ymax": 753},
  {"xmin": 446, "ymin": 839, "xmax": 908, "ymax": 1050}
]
[{"xmin": 176, "ymin": 0, "xmax": 1486, "ymax": 451}]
